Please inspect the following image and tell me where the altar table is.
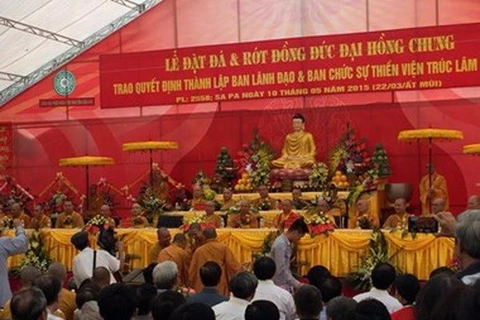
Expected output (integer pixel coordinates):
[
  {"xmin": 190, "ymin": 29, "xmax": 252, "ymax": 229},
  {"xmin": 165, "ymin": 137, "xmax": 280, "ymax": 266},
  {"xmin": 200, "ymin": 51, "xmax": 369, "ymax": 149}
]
[{"xmin": 5, "ymin": 228, "xmax": 453, "ymax": 280}]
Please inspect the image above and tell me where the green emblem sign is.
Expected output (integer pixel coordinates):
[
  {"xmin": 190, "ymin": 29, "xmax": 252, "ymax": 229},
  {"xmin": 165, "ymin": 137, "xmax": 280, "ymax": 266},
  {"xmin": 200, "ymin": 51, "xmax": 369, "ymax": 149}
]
[{"xmin": 53, "ymin": 70, "xmax": 76, "ymax": 96}]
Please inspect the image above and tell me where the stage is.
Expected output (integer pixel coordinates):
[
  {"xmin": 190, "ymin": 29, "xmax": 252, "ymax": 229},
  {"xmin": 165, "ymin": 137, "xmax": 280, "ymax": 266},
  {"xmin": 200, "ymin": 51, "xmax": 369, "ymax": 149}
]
[{"xmin": 5, "ymin": 228, "xmax": 453, "ymax": 281}]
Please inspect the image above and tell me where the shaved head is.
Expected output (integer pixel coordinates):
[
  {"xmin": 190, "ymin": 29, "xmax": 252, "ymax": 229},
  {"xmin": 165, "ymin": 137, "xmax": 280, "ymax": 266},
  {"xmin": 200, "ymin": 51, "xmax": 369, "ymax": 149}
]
[
  {"xmin": 203, "ymin": 227, "xmax": 217, "ymax": 240},
  {"xmin": 432, "ymin": 198, "xmax": 447, "ymax": 214},
  {"xmin": 467, "ymin": 195, "xmax": 480, "ymax": 210},
  {"xmin": 173, "ymin": 233, "xmax": 187, "ymax": 248}
]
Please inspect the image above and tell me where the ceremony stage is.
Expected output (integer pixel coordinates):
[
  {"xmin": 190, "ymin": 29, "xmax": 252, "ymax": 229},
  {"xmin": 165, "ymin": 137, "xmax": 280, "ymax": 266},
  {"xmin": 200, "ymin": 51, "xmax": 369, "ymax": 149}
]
[{"xmin": 6, "ymin": 228, "xmax": 454, "ymax": 281}]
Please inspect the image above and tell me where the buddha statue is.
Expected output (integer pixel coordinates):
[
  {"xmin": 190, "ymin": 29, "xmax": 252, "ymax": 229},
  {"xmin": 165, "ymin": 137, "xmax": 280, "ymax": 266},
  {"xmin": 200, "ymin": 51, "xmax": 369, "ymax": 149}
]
[{"xmin": 272, "ymin": 113, "xmax": 317, "ymax": 169}]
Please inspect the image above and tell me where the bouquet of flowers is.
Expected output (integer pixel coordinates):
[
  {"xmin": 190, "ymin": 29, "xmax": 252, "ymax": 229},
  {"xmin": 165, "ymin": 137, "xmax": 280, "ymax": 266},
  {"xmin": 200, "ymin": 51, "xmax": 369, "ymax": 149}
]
[
  {"xmin": 357, "ymin": 215, "xmax": 374, "ymax": 230},
  {"xmin": 304, "ymin": 213, "xmax": 335, "ymax": 237},
  {"xmin": 140, "ymin": 196, "xmax": 168, "ymax": 223},
  {"xmin": 1, "ymin": 215, "xmax": 14, "ymax": 230},
  {"xmin": 309, "ymin": 162, "xmax": 329, "ymax": 189},
  {"xmin": 84, "ymin": 215, "xmax": 111, "ymax": 235},
  {"xmin": 180, "ymin": 213, "xmax": 216, "ymax": 232},
  {"xmin": 255, "ymin": 198, "xmax": 275, "ymax": 211},
  {"xmin": 19, "ymin": 231, "xmax": 52, "ymax": 272}
]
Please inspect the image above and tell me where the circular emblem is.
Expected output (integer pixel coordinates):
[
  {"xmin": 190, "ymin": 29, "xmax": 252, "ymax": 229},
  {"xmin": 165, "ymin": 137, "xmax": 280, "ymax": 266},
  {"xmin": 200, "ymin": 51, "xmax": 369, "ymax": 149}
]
[{"xmin": 53, "ymin": 70, "xmax": 76, "ymax": 96}]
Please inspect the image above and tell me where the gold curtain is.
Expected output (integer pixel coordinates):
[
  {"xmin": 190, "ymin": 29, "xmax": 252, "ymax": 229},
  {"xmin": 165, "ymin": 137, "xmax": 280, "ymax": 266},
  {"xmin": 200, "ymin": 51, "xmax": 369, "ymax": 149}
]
[{"xmin": 5, "ymin": 228, "xmax": 454, "ymax": 280}]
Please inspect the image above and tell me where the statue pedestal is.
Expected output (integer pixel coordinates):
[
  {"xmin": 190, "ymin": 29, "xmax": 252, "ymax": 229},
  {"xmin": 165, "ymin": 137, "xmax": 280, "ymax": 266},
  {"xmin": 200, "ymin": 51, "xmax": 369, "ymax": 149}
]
[{"xmin": 271, "ymin": 168, "xmax": 311, "ymax": 192}]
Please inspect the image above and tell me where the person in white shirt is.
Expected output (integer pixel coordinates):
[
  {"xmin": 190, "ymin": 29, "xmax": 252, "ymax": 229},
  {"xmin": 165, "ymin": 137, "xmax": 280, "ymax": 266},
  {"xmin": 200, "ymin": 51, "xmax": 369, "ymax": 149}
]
[
  {"xmin": 252, "ymin": 257, "xmax": 296, "ymax": 320},
  {"xmin": 213, "ymin": 272, "xmax": 257, "ymax": 320},
  {"xmin": 70, "ymin": 231, "xmax": 123, "ymax": 287},
  {"xmin": 353, "ymin": 263, "xmax": 402, "ymax": 313}
]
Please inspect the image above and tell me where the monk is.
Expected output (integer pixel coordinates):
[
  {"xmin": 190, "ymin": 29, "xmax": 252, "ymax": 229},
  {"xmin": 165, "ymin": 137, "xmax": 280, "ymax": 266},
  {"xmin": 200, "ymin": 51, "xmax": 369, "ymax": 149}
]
[
  {"xmin": 149, "ymin": 227, "xmax": 171, "ymax": 263},
  {"xmin": 30, "ymin": 204, "xmax": 51, "ymax": 229},
  {"xmin": 382, "ymin": 198, "xmax": 412, "ymax": 229},
  {"xmin": 10, "ymin": 203, "xmax": 31, "ymax": 228},
  {"xmin": 55, "ymin": 200, "xmax": 84, "ymax": 228},
  {"xmin": 229, "ymin": 200, "xmax": 260, "ymax": 228},
  {"xmin": 467, "ymin": 195, "xmax": 480, "ymax": 210},
  {"xmin": 99, "ymin": 204, "xmax": 117, "ymax": 227},
  {"xmin": 251, "ymin": 185, "xmax": 277, "ymax": 210},
  {"xmin": 189, "ymin": 227, "xmax": 242, "ymax": 296},
  {"xmin": 272, "ymin": 113, "xmax": 317, "ymax": 169},
  {"xmin": 204, "ymin": 201, "xmax": 223, "ymax": 228},
  {"xmin": 273, "ymin": 199, "xmax": 300, "ymax": 229},
  {"xmin": 128, "ymin": 203, "xmax": 149, "ymax": 228},
  {"xmin": 189, "ymin": 185, "xmax": 207, "ymax": 211},
  {"xmin": 158, "ymin": 233, "xmax": 191, "ymax": 287},
  {"xmin": 431, "ymin": 197, "xmax": 449, "ymax": 215},
  {"xmin": 419, "ymin": 163, "xmax": 449, "ymax": 215},
  {"xmin": 292, "ymin": 188, "xmax": 309, "ymax": 210},
  {"xmin": 220, "ymin": 188, "xmax": 236, "ymax": 211},
  {"xmin": 186, "ymin": 223, "xmax": 205, "ymax": 255},
  {"xmin": 349, "ymin": 199, "xmax": 379, "ymax": 229}
]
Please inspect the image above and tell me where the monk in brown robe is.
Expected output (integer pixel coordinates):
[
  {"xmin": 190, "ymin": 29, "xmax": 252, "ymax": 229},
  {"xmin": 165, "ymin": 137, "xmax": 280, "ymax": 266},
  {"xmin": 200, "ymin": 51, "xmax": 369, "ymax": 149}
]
[
  {"xmin": 273, "ymin": 199, "xmax": 300, "ymax": 229},
  {"xmin": 204, "ymin": 201, "xmax": 223, "ymax": 228},
  {"xmin": 124, "ymin": 203, "xmax": 149, "ymax": 228},
  {"xmin": 149, "ymin": 227, "xmax": 171, "ymax": 263},
  {"xmin": 349, "ymin": 199, "xmax": 379, "ymax": 229},
  {"xmin": 229, "ymin": 200, "xmax": 260, "ymax": 228},
  {"xmin": 30, "ymin": 204, "xmax": 52, "ymax": 229},
  {"xmin": 220, "ymin": 188, "xmax": 236, "ymax": 211},
  {"xmin": 383, "ymin": 198, "xmax": 412, "ymax": 229},
  {"xmin": 272, "ymin": 113, "xmax": 316, "ymax": 169},
  {"xmin": 10, "ymin": 202, "xmax": 31, "ymax": 228},
  {"xmin": 309, "ymin": 199, "xmax": 337, "ymax": 226},
  {"xmin": 419, "ymin": 163, "xmax": 448, "ymax": 215},
  {"xmin": 55, "ymin": 200, "xmax": 84, "ymax": 228},
  {"xmin": 158, "ymin": 233, "xmax": 191, "ymax": 287},
  {"xmin": 251, "ymin": 185, "xmax": 277, "ymax": 210},
  {"xmin": 189, "ymin": 227, "xmax": 242, "ymax": 296},
  {"xmin": 189, "ymin": 185, "xmax": 207, "ymax": 211}
]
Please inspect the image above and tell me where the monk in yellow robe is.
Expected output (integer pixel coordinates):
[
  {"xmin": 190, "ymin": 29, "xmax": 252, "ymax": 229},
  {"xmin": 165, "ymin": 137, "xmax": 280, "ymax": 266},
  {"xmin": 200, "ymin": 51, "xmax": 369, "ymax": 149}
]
[
  {"xmin": 158, "ymin": 233, "xmax": 191, "ymax": 287},
  {"xmin": 30, "ymin": 204, "xmax": 52, "ymax": 229},
  {"xmin": 229, "ymin": 200, "xmax": 260, "ymax": 228},
  {"xmin": 149, "ymin": 227, "xmax": 171, "ymax": 263},
  {"xmin": 272, "ymin": 113, "xmax": 316, "ymax": 169},
  {"xmin": 383, "ymin": 198, "xmax": 412, "ymax": 229},
  {"xmin": 419, "ymin": 163, "xmax": 448, "ymax": 215},
  {"xmin": 10, "ymin": 202, "xmax": 32, "ymax": 228},
  {"xmin": 252, "ymin": 185, "xmax": 277, "ymax": 210},
  {"xmin": 55, "ymin": 200, "xmax": 84, "ymax": 228},
  {"xmin": 204, "ymin": 201, "xmax": 223, "ymax": 228},
  {"xmin": 189, "ymin": 185, "xmax": 207, "ymax": 211},
  {"xmin": 220, "ymin": 188, "xmax": 236, "ymax": 211},
  {"xmin": 189, "ymin": 227, "xmax": 242, "ymax": 296},
  {"xmin": 349, "ymin": 199, "xmax": 379, "ymax": 229},
  {"xmin": 273, "ymin": 199, "xmax": 300, "ymax": 229},
  {"xmin": 310, "ymin": 199, "xmax": 338, "ymax": 226},
  {"xmin": 123, "ymin": 202, "xmax": 149, "ymax": 228}
]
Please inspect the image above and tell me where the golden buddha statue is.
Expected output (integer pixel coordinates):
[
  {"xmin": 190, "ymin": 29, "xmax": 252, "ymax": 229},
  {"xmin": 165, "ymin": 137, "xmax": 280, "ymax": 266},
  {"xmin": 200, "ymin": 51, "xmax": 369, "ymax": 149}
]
[{"xmin": 272, "ymin": 113, "xmax": 316, "ymax": 169}]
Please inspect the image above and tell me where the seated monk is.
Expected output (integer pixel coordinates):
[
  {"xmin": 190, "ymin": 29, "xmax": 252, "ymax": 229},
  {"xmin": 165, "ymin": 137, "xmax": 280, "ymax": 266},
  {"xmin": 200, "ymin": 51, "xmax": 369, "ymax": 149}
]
[
  {"xmin": 349, "ymin": 199, "xmax": 379, "ymax": 229},
  {"xmin": 55, "ymin": 200, "xmax": 84, "ymax": 228},
  {"xmin": 272, "ymin": 113, "xmax": 317, "ymax": 169},
  {"xmin": 189, "ymin": 185, "xmax": 207, "ymax": 211},
  {"xmin": 30, "ymin": 204, "xmax": 52, "ymax": 229},
  {"xmin": 383, "ymin": 198, "xmax": 412, "ymax": 229},
  {"xmin": 220, "ymin": 188, "xmax": 236, "ymax": 211},
  {"xmin": 10, "ymin": 202, "xmax": 32, "ymax": 228},
  {"xmin": 292, "ymin": 188, "xmax": 310, "ymax": 210},
  {"xmin": 127, "ymin": 203, "xmax": 149, "ymax": 228},
  {"xmin": 273, "ymin": 199, "xmax": 300, "ymax": 229},
  {"xmin": 229, "ymin": 200, "xmax": 260, "ymax": 228},
  {"xmin": 99, "ymin": 204, "xmax": 117, "ymax": 227},
  {"xmin": 204, "ymin": 201, "xmax": 223, "ymax": 228},
  {"xmin": 251, "ymin": 185, "xmax": 277, "ymax": 210}
]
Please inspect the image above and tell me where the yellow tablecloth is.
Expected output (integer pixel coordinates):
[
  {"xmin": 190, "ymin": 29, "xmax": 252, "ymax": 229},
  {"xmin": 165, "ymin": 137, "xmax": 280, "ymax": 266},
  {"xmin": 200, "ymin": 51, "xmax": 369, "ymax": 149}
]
[{"xmin": 5, "ymin": 228, "xmax": 453, "ymax": 280}]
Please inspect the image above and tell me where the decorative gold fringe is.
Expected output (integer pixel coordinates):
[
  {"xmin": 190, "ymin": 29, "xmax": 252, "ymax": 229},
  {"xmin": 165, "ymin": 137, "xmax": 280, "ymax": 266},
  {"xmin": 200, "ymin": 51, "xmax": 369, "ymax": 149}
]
[
  {"xmin": 398, "ymin": 129, "xmax": 464, "ymax": 141},
  {"xmin": 463, "ymin": 143, "xmax": 480, "ymax": 155},
  {"xmin": 122, "ymin": 141, "xmax": 178, "ymax": 151},
  {"xmin": 59, "ymin": 156, "xmax": 115, "ymax": 166}
]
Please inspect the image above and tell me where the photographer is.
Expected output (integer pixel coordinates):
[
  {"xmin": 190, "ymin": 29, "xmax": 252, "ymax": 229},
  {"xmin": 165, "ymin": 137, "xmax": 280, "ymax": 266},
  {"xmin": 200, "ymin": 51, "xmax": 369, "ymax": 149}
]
[{"xmin": 71, "ymin": 229, "xmax": 124, "ymax": 287}]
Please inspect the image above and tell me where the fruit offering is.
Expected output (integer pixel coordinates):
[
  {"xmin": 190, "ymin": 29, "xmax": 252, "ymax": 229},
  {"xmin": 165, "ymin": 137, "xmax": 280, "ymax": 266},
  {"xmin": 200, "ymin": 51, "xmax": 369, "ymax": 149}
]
[
  {"xmin": 234, "ymin": 172, "xmax": 253, "ymax": 192},
  {"xmin": 331, "ymin": 171, "xmax": 350, "ymax": 189}
]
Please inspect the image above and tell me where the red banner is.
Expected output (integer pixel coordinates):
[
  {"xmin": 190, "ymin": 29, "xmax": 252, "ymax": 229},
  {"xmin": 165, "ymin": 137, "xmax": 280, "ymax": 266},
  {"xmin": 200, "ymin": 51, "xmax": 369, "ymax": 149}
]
[
  {"xmin": 100, "ymin": 23, "xmax": 480, "ymax": 108},
  {"xmin": 0, "ymin": 123, "xmax": 13, "ymax": 180}
]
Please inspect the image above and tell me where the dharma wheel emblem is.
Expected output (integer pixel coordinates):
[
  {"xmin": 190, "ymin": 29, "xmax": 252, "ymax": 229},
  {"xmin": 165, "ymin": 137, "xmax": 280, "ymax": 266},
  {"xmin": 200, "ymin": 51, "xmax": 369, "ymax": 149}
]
[{"xmin": 54, "ymin": 70, "xmax": 76, "ymax": 96}]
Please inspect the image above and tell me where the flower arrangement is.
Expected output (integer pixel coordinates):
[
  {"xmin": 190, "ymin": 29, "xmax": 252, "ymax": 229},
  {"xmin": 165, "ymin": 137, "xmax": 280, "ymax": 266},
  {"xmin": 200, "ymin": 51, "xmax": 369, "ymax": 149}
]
[
  {"xmin": 252, "ymin": 230, "xmax": 281, "ymax": 261},
  {"xmin": 1, "ymin": 215, "xmax": 14, "ymax": 230},
  {"xmin": 180, "ymin": 213, "xmax": 216, "ymax": 232},
  {"xmin": 84, "ymin": 215, "xmax": 111, "ymax": 235},
  {"xmin": 254, "ymin": 198, "xmax": 275, "ymax": 211},
  {"xmin": 304, "ymin": 211, "xmax": 335, "ymax": 237},
  {"xmin": 346, "ymin": 228, "xmax": 402, "ymax": 291},
  {"xmin": 234, "ymin": 128, "xmax": 275, "ymax": 189},
  {"xmin": 19, "ymin": 231, "xmax": 52, "ymax": 273},
  {"xmin": 309, "ymin": 162, "xmax": 329, "ymax": 190}
]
